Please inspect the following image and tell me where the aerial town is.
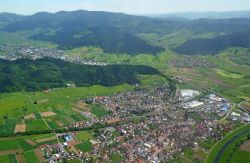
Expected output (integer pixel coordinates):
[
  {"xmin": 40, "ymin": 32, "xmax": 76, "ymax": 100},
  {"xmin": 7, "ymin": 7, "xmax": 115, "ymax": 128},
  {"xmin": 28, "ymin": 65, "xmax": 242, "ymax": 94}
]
[{"xmin": 24, "ymin": 83, "xmax": 250, "ymax": 162}]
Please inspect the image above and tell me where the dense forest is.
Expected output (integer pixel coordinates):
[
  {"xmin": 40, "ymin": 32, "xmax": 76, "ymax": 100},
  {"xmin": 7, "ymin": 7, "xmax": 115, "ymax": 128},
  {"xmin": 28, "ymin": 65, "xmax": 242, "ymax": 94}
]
[
  {"xmin": 0, "ymin": 58, "xmax": 160, "ymax": 92},
  {"xmin": 1, "ymin": 11, "xmax": 250, "ymax": 55}
]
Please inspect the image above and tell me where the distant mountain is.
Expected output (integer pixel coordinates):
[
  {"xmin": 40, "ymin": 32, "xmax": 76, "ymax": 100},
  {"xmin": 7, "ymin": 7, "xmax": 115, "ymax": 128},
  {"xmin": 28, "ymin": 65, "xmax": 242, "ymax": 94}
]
[
  {"xmin": 149, "ymin": 11, "xmax": 250, "ymax": 20},
  {"xmin": 173, "ymin": 30, "xmax": 250, "ymax": 55},
  {"xmin": 0, "ymin": 10, "xmax": 167, "ymax": 55},
  {"xmin": 0, "ymin": 10, "xmax": 250, "ymax": 55}
]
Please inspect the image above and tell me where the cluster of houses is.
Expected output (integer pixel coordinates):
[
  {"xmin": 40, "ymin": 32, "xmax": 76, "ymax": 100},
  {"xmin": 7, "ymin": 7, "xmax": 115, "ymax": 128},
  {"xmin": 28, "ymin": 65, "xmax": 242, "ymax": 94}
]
[
  {"xmin": 169, "ymin": 57, "xmax": 215, "ymax": 68},
  {"xmin": 0, "ymin": 44, "xmax": 108, "ymax": 66}
]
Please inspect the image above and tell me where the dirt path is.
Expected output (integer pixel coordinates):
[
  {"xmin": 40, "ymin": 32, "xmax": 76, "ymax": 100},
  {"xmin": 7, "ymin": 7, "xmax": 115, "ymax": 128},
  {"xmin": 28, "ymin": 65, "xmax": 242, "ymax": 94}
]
[
  {"xmin": 35, "ymin": 137, "xmax": 56, "ymax": 143},
  {"xmin": 16, "ymin": 154, "xmax": 24, "ymax": 163},
  {"xmin": 0, "ymin": 149, "xmax": 22, "ymax": 156},
  {"xmin": 34, "ymin": 148, "xmax": 45, "ymax": 162}
]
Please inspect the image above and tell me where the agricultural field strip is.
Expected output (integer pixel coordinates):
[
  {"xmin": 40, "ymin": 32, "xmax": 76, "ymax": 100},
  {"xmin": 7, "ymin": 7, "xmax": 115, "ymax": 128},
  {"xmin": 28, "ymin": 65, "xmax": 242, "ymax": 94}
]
[{"xmin": 28, "ymin": 96, "xmax": 52, "ymax": 130}]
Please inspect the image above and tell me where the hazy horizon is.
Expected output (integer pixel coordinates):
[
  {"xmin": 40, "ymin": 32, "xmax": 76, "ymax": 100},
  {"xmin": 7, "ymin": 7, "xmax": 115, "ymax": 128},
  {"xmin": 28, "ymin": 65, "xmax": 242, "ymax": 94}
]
[{"xmin": 0, "ymin": 0, "xmax": 250, "ymax": 15}]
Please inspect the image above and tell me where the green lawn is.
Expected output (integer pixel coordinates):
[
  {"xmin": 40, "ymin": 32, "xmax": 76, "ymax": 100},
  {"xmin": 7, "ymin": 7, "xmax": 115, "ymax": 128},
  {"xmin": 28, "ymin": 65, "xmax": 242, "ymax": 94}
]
[
  {"xmin": 111, "ymin": 153, "xmax": 123, "ymax": 163},
  {"xmin": 66, "ymin": 159, "xmax": 82, "ymax": 163},
  {"xmin": 77, "ymin": 131, "xmax": 93, "ymax": 142},
  {"xmin": 90, "ymin": 105, "xmax": 110, "ymax": 118},
  {"xmin": 75, "ymin": 141, "xmax": 93, "ymax": 152}
]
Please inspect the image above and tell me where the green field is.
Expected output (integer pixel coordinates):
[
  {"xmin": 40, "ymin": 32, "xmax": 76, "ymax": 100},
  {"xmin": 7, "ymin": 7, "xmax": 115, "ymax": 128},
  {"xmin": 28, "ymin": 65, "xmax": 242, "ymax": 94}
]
[
  {"xmin": 0, "ymin": 31, "xmax": 57, "ymax": 48},
  {"xmin": 26, "ymin": 119, "xmax": 50, "ymax": 132},
  {"xmin": 215, "ymin": 69, "xmax": 244, "ymax": 79},
  {"xmin": 90, "ymin": 105, "xmax": 110, "ymax": 118},
  {"xmin": 0, "ymin": 84, "xmax": 134, "ymax": 135},
  {"xmin": 23, "ymin": 150, "xmax": 39, "ymax": 163},
  {"xmin": 0, "ymin": 154, "xmax": 17, "ymax": 163},
  {"xmin": 0, "ymin": 139, "xmax": 21, "ymax": 151},
  {"xmin": 231, "ymin": 149, "xmax": 250, "ymax": 163},
  {"xmin": 77, "ymin": 131, "xmax": 93, "ymax": 142}
]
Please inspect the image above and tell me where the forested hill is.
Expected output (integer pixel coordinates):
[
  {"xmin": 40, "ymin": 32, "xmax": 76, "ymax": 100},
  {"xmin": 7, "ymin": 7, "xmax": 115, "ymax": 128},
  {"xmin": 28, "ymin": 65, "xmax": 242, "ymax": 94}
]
[
  {"xmin": 0, "ymin": 58, "xmax": 160, "ymax": 92},
  {"xmin": 1, "ymin": 11, "xmax": 166, "ymax": 55},
  {"xmin": 173, "ymin": 30, "xmax": 250, "ymax": 55}
]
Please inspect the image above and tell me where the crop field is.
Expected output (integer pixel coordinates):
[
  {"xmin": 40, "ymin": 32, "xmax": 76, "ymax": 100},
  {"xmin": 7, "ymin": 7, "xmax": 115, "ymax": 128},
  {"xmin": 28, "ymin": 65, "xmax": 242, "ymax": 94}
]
[
  {"xmin": 239, "ymin": 140, "xmax": 250, "ymax": 152},
  {"xmin": 0, "ymin": 154, "xmax": 17, "ymax": 163},
  {"xmin": 163, "ymin": 51, "xmax": 250, "ymax": 104},
  {"xmin": 0, "ymin": 134, "xmax": 56, "ymax": 148},
  {"xmin": 23, "ymin": 150, "xmax": 40, "ymax": 163},
  {"xmin": 0, "ymin": 139, "xmax": 21, "ymax": 151},
  {"xmin": 215, "ymin": 69, "xmax": 244, "ymax": 79},
  {"xmin": 26, "ymin": 119, "xmax": 50, "ymax": 132},
  {"xmin": 14, "ymin": 124, "xmax": 26, "ymax": 133},
  {"xmin": 0, "ymin": 84, "xmax": 134, "ymax": 135}
]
